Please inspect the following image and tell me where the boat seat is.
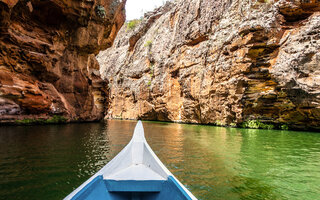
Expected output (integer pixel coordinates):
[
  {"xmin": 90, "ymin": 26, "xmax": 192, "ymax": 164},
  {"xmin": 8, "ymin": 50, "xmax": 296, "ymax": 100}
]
[
  {"xmin": 104, "ymin": 164, "xmax": 166, "ymax": 192},
  {"xmin": 104, "ymin": 164, "xmax": 166, "ymax": 181},
  {"xmin": 105, "ymin": 179, "xmax": 164, "ymax": 192}
]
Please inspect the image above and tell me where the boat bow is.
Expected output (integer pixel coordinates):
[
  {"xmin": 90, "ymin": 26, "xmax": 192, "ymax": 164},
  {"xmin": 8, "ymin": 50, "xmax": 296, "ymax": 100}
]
[{"xmin": 65, "ymin": 121, "xmax": 197, "ymax": 200}]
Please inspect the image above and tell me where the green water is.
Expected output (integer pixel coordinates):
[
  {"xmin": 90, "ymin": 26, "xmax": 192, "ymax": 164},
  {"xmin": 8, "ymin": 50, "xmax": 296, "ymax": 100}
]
[{"xmin": 0, "ymin": 120, "xmax": 319, "ymax": 200}]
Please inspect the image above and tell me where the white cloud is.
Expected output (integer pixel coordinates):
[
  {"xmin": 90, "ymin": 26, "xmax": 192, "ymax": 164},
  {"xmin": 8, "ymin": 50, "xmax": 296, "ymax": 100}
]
[{"xmin": 125, "ymin": 0, "xmax": 168, "ymax": 20}]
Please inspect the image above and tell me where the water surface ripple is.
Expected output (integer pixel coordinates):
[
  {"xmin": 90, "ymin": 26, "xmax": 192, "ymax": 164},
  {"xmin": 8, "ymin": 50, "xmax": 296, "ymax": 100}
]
[{"xmin": 0, "ymin": 120, "xmax": 319, "ymax": 200}]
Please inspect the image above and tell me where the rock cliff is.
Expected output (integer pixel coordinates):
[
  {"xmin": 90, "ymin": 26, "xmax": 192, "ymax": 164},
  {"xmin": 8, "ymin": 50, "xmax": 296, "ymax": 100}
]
[
  {"xmin": 98, "ymin": 0, "xmax": 320, "ymax": 130},
  {"xmin": 0, "ymin": 0, "xmax": 126, "ymax": 123}
]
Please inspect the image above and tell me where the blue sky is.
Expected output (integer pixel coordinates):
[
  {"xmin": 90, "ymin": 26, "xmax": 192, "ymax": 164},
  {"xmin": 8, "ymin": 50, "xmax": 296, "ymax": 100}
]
[{"xmin": 125, "ymin": 0, "xmax": 167, "ymax": 20}]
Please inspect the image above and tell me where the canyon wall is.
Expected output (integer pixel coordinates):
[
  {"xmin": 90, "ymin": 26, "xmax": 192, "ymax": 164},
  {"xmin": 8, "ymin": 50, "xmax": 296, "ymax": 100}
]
[
  {"xmin": 0, "ymin": 0, "xmax": 125, "ymax": 123},
  {"xmin": 98, "ymin": 0, "xmax": 320, "ymax": 130}
]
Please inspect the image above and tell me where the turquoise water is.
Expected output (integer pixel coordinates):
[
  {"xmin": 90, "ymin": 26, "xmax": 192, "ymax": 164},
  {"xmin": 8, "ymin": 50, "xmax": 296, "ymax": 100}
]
[{"xmin": 0, "ymin": 120, "xmax": 319, "ymax": 200}]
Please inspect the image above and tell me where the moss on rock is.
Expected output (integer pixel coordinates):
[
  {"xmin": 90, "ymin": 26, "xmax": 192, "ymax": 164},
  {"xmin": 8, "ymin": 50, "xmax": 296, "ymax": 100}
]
[{"xmin": 15, "ymin": 115, "xmax": 67, "ymax": 125}]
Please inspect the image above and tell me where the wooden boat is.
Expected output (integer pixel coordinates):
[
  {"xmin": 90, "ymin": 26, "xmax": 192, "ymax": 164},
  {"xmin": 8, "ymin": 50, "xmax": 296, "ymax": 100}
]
[{"xmin": 65, "ymin": 121, "xmax": 197, "ymax": 200}]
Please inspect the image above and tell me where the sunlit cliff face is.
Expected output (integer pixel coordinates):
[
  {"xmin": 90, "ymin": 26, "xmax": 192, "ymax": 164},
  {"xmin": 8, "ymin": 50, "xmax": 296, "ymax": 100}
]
[{"xmin": 98, "ymin": 0, "xmax": 320, "ymax": 130}]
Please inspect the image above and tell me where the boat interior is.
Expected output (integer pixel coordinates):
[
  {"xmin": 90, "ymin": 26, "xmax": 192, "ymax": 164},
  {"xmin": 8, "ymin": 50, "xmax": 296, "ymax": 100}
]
[{"xmin": 70, "ymin": 175, "xmax": 191, "ymax": 200}]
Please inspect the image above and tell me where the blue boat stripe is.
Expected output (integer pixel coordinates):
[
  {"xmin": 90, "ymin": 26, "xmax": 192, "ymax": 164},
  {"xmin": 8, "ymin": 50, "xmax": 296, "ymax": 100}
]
[
  {"xmin": 71, "ymin": 176, "xmax": 103, "ymax": 200},
  {"xmin": 168, "ymin": 176, "xmax": 193, "ymax": 200}
]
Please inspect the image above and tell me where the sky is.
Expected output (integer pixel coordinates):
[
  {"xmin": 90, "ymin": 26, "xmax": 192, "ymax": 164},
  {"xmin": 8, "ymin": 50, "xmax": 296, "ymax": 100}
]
[{"xmin": 125, "ymin": 0, "xmax": 168, "ymax": 20}]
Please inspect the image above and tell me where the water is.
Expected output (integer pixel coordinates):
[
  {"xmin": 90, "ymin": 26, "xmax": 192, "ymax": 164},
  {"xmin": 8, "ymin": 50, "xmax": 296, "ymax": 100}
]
[{"xmin": 0, "ymin": 120, "xmax": 320, "ymax": 200}]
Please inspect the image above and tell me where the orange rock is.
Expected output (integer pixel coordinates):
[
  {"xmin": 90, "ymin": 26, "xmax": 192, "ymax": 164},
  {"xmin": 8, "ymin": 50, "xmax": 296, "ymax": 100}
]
[
  {"xmin": 1, "ymin": 0, "xmax": 19, "ymax": 8},
  {"xmin": 0, "ymin": 0, "xmax": 126, "ymax": 123}
]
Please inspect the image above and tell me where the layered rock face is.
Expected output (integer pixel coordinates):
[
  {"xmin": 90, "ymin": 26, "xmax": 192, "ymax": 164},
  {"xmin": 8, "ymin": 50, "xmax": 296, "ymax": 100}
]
[
  {"xmin": 0, "ymin": 0, "xmax": 126, "ymax": 122},
  {"xmin": 98, "ymin": 0, "xmax": 320, "ymax": 130}
]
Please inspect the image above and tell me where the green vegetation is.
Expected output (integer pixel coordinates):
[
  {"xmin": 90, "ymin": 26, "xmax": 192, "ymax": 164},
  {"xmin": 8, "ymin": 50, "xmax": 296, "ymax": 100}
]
[
  {"xmin": 95, "ymin": 5, "xmax": 106, "ymax": 18},
  {"xmin": 239, "ymin": 32, "xmax": 246, "ymax": 37},
  {"xmin": 46, "ymin": 115, "xmax": 67, "ymax": 123},
  {"xmin": 149, "ymin": 63, "xmax": 154, "ymax": 70},
  {"xmin": 281, "ymin": 124, "xmax": 289, "ymax": 130},
  {"xmin": 149, "ymin": 63, "xmax": 154, "ymax": 77},
  {"xmin": 144, "ymin": 40, "xmax": 153, "ymax": 47},
  {"xmin": 215, "ymin": 120, "xmax": 226, "ymax": 126},
  {"xmin": 15, "ymin": 118, "xmax": 43, "ymax": 124},
  {"xmin": 147, "ymin": 80, "xmax": 151, "ymax": 86},
  {"xmin": 241, "ymin": 120, "xmax": 274, "ymax": 130},
  {"xmin": 230, "ymin": 122, "xmax": 237, "ymax": 127},
  {"xmin": 260, "ymin": 123, "xmax": 275, "ymax": 130},
  {"xmin": 15, "ymin": 115, "xmax": 67, "ymax": 125},
  {"xmin": 278, "ymin": 90, "xmax": 287, "ymax": 98},
  {"xmin": 126, "ymin": 19, "xmax": 141, "ymax": 30},
  {"xmin": 241, "ymin": 120, "xmax": 259, "ymax": 129}
]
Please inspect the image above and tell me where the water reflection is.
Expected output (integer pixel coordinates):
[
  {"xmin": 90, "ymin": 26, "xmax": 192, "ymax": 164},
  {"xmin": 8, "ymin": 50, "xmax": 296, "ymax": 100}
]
[{"xmin": 0, "ymin": 121, "xmax": 319, "ymax": 200}]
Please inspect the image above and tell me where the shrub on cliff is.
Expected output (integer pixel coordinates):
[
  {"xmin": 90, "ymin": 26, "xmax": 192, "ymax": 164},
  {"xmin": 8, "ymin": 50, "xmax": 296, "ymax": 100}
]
[
  {"xmin": 280, "ymin": 124, "xmax": 289, "ymax": 130},
  {"xmin": 144, "ymin": 40, "xmax": 152, "ymax": 47},
  {"xmin": 241, "ymin": 120, "xmax": 274, "ymax": 130},
  {"xmin": 126, "ymin": 19, "xmax": 141, "ymax": 30},
  {"xmin": 95, "ymin": 5, "xmax": 106, "ymax": 18}
]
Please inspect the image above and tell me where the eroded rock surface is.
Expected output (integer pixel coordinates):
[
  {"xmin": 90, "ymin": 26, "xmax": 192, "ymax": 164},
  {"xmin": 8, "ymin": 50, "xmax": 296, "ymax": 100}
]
[
  {"xmin": 98, "ymin": 0, "xmax": 320, "ymax": 130},
  {"xmin": 0, "ymin": 0, "xmax": 126, "ymax": 123}
]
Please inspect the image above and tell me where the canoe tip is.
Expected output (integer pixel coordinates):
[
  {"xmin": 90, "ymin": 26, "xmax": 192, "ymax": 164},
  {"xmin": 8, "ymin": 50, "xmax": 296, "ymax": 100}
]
[
  {"xmin": 136, "ymin": 120, "xmax": 143, "ymax": 129},
  {"xmin": 132, "ymin": 120, "xmax": 145, "ymax": 141}
]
